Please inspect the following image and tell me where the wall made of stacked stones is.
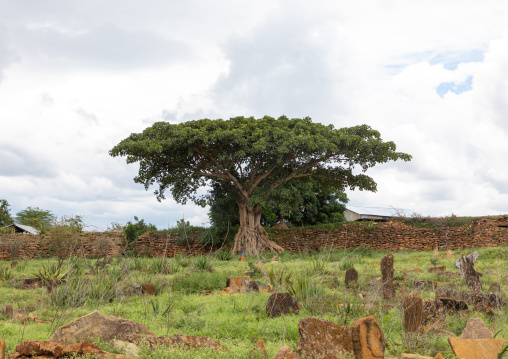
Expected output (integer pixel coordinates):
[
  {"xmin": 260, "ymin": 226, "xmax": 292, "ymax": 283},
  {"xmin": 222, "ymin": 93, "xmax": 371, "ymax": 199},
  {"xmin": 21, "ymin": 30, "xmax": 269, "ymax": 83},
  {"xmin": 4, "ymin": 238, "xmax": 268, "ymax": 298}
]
[
  {"xmin": 268, "ymin": 217, "xmax": 508, "ymax": 253},
  {"xmin": 134, "ymin": 232, "xmax": 216, "ymax": 257},
  {"xmin": 0, "ymin": 232, "xmax": 125, "ymax": 260}
]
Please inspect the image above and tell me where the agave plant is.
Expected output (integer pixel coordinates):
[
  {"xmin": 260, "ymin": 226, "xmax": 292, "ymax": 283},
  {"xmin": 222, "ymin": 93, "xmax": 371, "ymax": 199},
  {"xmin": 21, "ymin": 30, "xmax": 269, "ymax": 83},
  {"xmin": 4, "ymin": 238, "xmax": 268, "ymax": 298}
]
[
  {"xmin": 0, "ymin": 264, "xmax": 12, "ymax": 281},
  {"xmin": 34, "ymin": 262, "xmax": 69, "ymax": 285}
]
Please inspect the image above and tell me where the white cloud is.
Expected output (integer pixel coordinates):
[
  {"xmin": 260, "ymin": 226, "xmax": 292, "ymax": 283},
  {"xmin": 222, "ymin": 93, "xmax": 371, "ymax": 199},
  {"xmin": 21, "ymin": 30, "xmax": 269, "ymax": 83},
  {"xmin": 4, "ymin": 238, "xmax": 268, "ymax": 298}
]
[{"xmin": 1, "ymin": 0, "xmax": 508, "ymax": 231}]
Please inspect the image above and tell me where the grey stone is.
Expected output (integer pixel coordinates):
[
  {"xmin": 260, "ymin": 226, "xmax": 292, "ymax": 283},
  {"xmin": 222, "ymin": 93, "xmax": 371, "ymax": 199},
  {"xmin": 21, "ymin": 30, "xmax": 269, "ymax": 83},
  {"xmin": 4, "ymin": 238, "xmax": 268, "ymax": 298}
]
[{"xmin": 460, "ymin": 317, "xmax": 493, "ymax": 339}]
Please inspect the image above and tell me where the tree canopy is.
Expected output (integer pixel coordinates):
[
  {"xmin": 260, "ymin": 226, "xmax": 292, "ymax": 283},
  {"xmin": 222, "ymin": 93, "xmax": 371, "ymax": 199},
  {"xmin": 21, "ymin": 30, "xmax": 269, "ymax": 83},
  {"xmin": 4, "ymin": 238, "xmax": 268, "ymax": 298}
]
[
  {"xmin": 110, "ymin": 115, "xmax": 411, "ymax": 254},
  {"xmin": 0, "ymin": 199, "xmax": 13, "ymax": 227},
  {"xmin": 15, "ymin": 206, "xmax": 55, "ymax": 232}
]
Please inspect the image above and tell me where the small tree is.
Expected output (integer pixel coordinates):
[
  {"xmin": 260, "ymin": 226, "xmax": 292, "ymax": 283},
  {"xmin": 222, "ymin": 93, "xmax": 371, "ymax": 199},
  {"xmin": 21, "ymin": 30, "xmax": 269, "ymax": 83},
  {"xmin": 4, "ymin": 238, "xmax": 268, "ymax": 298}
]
[
  {"xmin": 15, "ymin": 206, "xmax": 55, "ymax": 233},
  {"xmin": 110, "ymin": 116, "xmax": 411, "ymax": 254},
  {"xmin": 0, "ymin": 199, "xmax": 13, "ymax": 227},
  {"xmin": 123, "ymin": 216, "xmax": 157, "ymax": 243}
]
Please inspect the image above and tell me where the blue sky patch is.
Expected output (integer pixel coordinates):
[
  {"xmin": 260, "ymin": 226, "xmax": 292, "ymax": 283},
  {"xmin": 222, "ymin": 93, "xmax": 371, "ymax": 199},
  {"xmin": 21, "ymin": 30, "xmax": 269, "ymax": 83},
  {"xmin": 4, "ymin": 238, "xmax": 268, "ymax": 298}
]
[
  {"xmin": 436, "ymin": 76, "xmax": 473, "ymax": 97},
  {"xmin": 429, "ymin": 49, "xmax": 484, "ymax": 70}
]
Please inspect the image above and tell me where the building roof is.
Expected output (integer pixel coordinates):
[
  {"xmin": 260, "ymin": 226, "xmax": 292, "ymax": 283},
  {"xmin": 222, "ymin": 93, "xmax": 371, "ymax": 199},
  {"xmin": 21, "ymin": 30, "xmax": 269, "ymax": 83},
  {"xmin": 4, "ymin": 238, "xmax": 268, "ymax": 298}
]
[
  {"xmin": 1, "ymin": 223, "xmax": 40, "ymax": 235},
  {"xmin": 346, "ymin": 206, "xmax": 413, "ymax": 218}
]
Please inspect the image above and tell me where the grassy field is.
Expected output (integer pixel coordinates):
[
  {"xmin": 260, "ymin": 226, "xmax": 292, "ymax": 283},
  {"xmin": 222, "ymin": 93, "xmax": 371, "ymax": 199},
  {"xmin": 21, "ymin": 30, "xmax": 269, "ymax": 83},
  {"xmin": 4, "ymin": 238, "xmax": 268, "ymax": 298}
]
[{"xmin": 0, "ymin": 246, "xmax": 507, "ymax": 358}]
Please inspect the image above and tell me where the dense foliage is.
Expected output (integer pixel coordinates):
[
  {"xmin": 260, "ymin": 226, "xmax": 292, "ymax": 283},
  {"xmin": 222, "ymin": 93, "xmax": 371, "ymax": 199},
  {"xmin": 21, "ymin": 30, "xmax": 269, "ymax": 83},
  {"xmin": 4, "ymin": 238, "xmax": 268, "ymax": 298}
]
[
  {"xmin": 0, "ymin": 199, "xmax": 13, "ymax": 227},
  {"xmin": 15, "ymin": 206, "xmax": 55, "ymax": 232},
  {"xmin": 123, "ymin": 216, "xmax": 158, "ymax": 243},
  {"xmin": 208, "ymin": 181, "xmax": 348, "ymax": 232}
]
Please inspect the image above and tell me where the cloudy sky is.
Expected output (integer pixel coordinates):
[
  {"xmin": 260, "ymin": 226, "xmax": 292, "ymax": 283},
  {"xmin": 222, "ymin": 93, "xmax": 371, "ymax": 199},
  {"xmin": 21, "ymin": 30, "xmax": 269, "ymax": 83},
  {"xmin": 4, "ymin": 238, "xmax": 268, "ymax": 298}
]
[{"xmin": 1, "ymin": 1, "xmax": 508, "ymax": 230}]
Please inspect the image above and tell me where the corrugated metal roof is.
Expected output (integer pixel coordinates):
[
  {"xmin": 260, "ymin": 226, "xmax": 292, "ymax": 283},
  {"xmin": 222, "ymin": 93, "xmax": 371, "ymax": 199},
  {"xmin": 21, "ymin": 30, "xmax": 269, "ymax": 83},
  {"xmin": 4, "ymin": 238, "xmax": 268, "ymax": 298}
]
[
  {"xmin": 2, "ymin": 223, "xmax": 41, "ymax": 235},
  {"xmin": 346, "ymin": 206, "xmax": 413, "ymax": 218}
]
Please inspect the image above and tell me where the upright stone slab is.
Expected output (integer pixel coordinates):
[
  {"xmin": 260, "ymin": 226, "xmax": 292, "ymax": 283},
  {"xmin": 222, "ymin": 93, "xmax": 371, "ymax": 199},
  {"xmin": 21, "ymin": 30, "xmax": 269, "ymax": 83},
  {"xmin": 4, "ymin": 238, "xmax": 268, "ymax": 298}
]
[
  {"xmin": 345, "ymin": 267, "xmax": 359, "ymax": 287},
  {"xmin": 295, "ymin": 317, "xmax": 353, "ymax": 358},
  {"xmin": 381, "ymin": 254, "xmax": 395, "ymax": 300},
  {"xmin": 460, "ymin": 317, "xmax": 493, "ymax": 339},
  {"xmin": 266, "ymin": 293, "xmax": 299, "ymax": 317},
  {"xmin": 403, "ymin": 294, "xmax": 422, "ymax": 332},
  {"xmin": 461, "ymin": 255, "xmax": 482, "ymax": 292},
  {"xmin": 352, "ymin": 315, "xmax": 385, "ymax": 359}
]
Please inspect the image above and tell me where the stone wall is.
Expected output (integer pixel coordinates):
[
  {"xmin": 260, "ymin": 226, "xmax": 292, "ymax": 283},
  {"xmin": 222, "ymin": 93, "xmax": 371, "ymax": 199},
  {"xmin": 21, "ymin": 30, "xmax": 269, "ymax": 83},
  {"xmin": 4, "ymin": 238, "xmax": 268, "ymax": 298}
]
[
  {"xmin": 132, "ymin": 216, "xmax": 508, "ymax": 257},
  {"xmin": 0, "ymin": 232, "xmax": 125, "ymax": 260},
  {"xmin": 269, "ymin": 216, "xmax": 508, "ymax": 253},
  {"xmin": 134, "ymin": 232, "xmax": 215, "ymax": 257},
  {"xmin": 1, "ymin": 216, "xmax": 507, "ymax": 260}
]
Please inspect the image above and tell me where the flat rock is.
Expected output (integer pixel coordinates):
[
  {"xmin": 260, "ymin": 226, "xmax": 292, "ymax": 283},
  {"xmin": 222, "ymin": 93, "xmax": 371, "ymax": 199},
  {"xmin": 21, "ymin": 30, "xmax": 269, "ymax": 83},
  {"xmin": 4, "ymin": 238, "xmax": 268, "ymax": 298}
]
[
  {"xmin": 399, "ymin": 354, "xmax": 434, "ymax": 359},
  {"xmin": 295, "ymin": 317, "xmax": 353, "ymax": 358},
  {"xmin": 50, "ymin": 310, "xmax": 155, "ymax": 344},
  {"xmin": 352, "ymin": 315, "xmax": 385, "ymax": 359},
  {"xmin": 14, "ymin": 340, "xmax": 126, "ymax": 359},
  {"xmin": 460, "ymin": 317, "xmax": 493, "ymax": 339},
  {"xmin": 448, "ymin": 337, "xmax": 504, "ymax": 359},
  {"xmin": 132, "ymin": 333, "xmax": 228, "ymax": 352},
  {"xmin": 427, "ymin": 266, "xmax": 445, "ymax": 274}
]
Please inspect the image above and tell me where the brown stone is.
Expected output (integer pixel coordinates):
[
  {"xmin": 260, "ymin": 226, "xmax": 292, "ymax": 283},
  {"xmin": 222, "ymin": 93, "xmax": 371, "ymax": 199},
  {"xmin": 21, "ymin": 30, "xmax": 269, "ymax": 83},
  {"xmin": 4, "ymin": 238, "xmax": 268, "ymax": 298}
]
[
  {"xmin": 239, "ymin": 255, "xmax": 247, "ymax": 262},
  {"xmin": 1, "ymin": 305, "xmax": 13, "ymax": 318},
  {"xmin": 427, "ymin": 266, "xmax": 445, "ymax": 273},
  {"xmin": 295, "ymin": 317, "xmax": 353, "ymax": 358},
  {"xmin": 141, "ymin": 283, "xmax": 155, "ymax": 295},
  {"xmin": 352, "ymin": 315, "xmax": 385, "ymax": 359},
  {"xmin": 460, "ymin": 317, "xmax": 493, "ymax": 339},
  {"xmin": 403, "ymin": 294, "xmax": 422, "ymax": 332},
  {"xmin": 266, "ymin": 293, "xmax": 299, "ymax": 318},
  {"xmin": 14, "ymin": 340, "xmax": 126, "ymax": 359},
  {"xmin": 434, "ymin": 353, "xmax": 444, "ymax": 359},
  {"xmin": 0, "ymin": 340, "xmax": 5, "ymax": 359},
  {"xmin": 274, "ymin": 345, "xmax": 295, "ymax": 359},
  {"xmin": 446, "ymin": 249, "xmax": 454, "ymax": 258},
  {"xmin": 50, "ymin": 310, "xmax": 155, "ymax": 344},
  {"xmin": 433, "ymin": 247, "xmax": 439, "ymax": 256},
  {"xmin": 345, "ymin": 267, "xmax": 359, "ymax": 286},
  {"xmin": 381, "ymin": 254, "xmax": 395, "ymax": 300},
  {"xmin": 448, "ymin": 337, "xmax": 504, "ymax": 359}
]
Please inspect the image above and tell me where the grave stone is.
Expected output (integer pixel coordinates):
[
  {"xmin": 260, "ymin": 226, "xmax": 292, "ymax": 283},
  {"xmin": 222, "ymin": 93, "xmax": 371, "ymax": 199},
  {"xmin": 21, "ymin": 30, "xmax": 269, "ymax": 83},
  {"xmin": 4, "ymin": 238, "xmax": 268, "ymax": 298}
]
[
  {"xmin": 1, "ymin": 304, "xmax": 13, "ymax": 318},
  {"xmin": 352, "ymin": 315, "xmax": 385, "ymax": 359},
  {"xmin": 295, "ymin": 317, "xmax": 353, "ymax": 358},
  {"xmin": 266, "ymin": 293, "xmax": 299, "ymax": 317},
  {"xmin": 403, "ymin": 294, "xmax": 422, "ymax": 332},
  {"xmin": 381, "ymin": 254, "xmax": 395, "ymax": 300},
  {"xmin": 345, "ymin": 267, "xmax": 359, "ymax": 287}
]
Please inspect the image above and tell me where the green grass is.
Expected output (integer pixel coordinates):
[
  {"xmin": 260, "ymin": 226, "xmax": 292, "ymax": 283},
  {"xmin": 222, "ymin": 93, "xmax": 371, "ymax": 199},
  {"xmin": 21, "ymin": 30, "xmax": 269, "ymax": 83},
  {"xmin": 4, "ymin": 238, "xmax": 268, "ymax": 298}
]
[{"xmin": 0, "ymin": 247, "xmax": 507, "ymax": 358}]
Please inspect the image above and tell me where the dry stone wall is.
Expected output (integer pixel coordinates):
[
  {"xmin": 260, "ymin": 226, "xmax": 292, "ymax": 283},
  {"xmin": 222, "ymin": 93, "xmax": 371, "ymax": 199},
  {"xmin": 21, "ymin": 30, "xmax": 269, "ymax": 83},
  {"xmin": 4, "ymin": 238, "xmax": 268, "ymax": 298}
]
[
  {"xmin": 0, "ymin": 232, "xmax": 125, "ymax": 260},
  {"xmin": 1, "ymin": 216, "xmax": 507, "ymax": 260},
  {"xmin": 269, "ymin": 217, "xmax": 508, "ymax": 253}
]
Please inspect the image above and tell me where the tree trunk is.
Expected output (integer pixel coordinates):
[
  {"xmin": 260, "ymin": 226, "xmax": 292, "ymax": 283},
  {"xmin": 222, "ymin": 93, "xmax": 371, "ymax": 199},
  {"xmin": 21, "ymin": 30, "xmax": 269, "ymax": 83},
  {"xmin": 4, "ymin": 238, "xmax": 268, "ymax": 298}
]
[{"xmin": 231, "ymin": 201, "xmax": 284, "ymax": 255}]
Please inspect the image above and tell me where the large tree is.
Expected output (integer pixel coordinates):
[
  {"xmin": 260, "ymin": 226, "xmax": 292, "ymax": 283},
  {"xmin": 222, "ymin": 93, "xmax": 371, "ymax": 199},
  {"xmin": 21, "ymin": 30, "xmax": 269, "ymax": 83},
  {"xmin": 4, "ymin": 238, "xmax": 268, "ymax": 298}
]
[{"xmin": 110, "ymin": 116, "xmax": 411, "ymax": 254}]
